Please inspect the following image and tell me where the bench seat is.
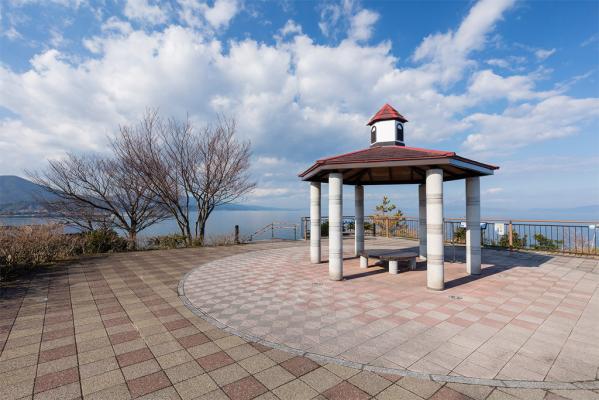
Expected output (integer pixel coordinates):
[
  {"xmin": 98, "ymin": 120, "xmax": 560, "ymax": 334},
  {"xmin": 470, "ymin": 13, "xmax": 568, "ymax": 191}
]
[{"xmin": 359, "ymin": 249, "xmax": 418, "ymax": 274}]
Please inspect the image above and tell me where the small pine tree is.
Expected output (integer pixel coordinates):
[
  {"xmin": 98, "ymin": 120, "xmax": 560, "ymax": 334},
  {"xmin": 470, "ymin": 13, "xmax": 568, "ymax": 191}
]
[
  {"xmin": 373, "ymin": 196, "xmax": 406, "ymax": 235},
  {"xmin": 375, "ymin": 196, "xmax": 396, "ymax": 216}
]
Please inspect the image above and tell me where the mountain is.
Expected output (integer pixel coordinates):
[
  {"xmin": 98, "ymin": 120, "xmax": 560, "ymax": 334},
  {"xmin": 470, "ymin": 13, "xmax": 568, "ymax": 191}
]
[
  {"xmin": 0, "ymin": 175, "xmax": 296, "ymax": 215},
  {"xmin": 0, "ymin": 175, "xmax": 55, "ymax": 214}
]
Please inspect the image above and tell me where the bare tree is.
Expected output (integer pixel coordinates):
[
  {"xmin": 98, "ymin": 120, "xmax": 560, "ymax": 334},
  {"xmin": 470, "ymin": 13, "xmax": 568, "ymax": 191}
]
[
  {"xmin": 113, "ymin": 110, "xmax": 255, "ymax": 245},
  {"xmin": 112, "ymin": 110, "xmax": 195, "ymax": 244},
  {"xmin": 29, "ymin": 153, "xmax": 169, "ymax": 248},
  {"xmin": 191, "ymin": 117, "xmax": 255, "ymax": 244}
]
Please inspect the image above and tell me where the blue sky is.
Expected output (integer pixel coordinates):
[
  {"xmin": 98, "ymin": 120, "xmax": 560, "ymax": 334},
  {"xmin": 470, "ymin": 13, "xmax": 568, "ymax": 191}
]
[{"xmin": 0, "ymin": 0, "xmax": 598, "ymax": 218}]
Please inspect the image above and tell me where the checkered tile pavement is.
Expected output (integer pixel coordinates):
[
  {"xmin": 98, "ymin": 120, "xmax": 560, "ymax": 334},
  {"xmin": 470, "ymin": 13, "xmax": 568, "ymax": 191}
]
[
  {"xmin": 184, "ymin": 238, "xmax": 599, "ymax": 384},
  {"xmin": 1, "ymin": 239, "xmax": 598, "ymax": 399}
]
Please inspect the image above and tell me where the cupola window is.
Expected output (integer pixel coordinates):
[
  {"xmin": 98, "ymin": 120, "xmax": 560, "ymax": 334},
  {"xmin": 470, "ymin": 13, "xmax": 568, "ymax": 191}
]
[{"xmin": 370, "ymin": 126, "xmax": 377, "ymax": 144}]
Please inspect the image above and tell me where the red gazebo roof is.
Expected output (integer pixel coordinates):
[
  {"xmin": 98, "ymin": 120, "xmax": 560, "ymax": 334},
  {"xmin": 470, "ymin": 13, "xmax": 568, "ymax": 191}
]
[
  {"xmin": 299, "ymin": 145, "xmax": 498, "ymax": 185},
  {"xmin": 367, "ymin": 104, "xmax": 408, "ymax": 125}
]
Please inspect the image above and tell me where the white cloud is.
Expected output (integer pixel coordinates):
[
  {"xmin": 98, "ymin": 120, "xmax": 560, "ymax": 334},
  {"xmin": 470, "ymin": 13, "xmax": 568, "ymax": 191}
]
[
  {"xmin": 534, "ymin": 47, "xmax": 556, "ymax": 61},
  {"xmin": 249, "ymin": 188, "xmax": 292, "ymax": 198},
  {"xmin": 581, "ymin": 33, "xmax": 599, "ymax": 47},
  {"xmin": 485, "ymin": 187, "xmax": 503, "ymax": 195},
  {"xmin": 348, "ymin": 9, "xmax": 379, "ymax": 42},
  {"xmin": 0, "ymin": 0, "xmax": 597, "ymax": 205},
  {"xmin": 1, "ymin": 26, "xmax": 22, "ymax": 40},
  {"xmin": 202, "ymin": 0, "xmax": 238, "ymax": 29},
  {"xmin": 176, "ymin": 0, "xmax": 239, "ymax": 31},
  {"xmin": 124, "ymin": 0, "xmax": 168, "ymax": 25},
  {"xmin": 463, "ymin": 96, "xmax": 599, "ymax": 151},
  {"xmin": 468, "ymin": 69, "xmax": 557, "ymax": 101},
  {"xmin": 413, "ymin": 0, "xmax": 516, "ymax": 84},
  {"xmin": 318, "ymin": 0, "xmax": 379, "ymax": 43},
  {"xmin": 278, "ymin": 19, "xmax": 302, "ymax": 38}
]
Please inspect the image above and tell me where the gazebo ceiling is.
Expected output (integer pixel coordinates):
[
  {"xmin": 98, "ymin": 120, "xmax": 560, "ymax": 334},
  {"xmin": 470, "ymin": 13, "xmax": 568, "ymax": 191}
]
[{"xmin": 299, "ymin": 145, "xmax": 499, "ymax": 185}]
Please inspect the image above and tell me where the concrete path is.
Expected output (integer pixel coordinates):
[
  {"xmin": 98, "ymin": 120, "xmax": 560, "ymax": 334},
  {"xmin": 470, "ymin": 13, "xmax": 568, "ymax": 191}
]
[{"xmin": 1, "ymin": 239, "xmax": 597, "ymax": 399}]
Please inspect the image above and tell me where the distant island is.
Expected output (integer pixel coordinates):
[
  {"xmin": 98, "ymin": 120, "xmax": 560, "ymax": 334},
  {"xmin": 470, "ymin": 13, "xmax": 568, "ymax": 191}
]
[{"xmin": 0, "ymin": 175, "xmax": 297, "ymax": 217}]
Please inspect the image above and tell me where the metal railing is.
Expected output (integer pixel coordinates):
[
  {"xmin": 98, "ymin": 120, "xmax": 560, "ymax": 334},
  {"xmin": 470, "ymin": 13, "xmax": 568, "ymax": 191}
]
[
  {"xmin": 248, "ymin": 222, "xmax": 299, "ymax": 241},
  {"xmin": 301, "ymin": 216, "xmax": 599, "ymax": 256}
]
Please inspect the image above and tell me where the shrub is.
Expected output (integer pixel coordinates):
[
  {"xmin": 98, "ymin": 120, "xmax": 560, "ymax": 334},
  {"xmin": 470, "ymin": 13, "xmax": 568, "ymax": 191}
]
[
  {"xmin": 533, "ymin": 233, "xmax": 561, "ymax": 250},
  {"xmin": 0, "ymin": 224, "xmax": 83, "ymax": 269},
  {"xmin": 82, "ymin": 228, "xmax": 128, "ymax": 254},
  {"xmin": 205, "ymin": 234, "xmax": 237, "ymax": 246},
  {"xmin": 321, "ymin": 221, "xmax": 329, "ymax": 237},
  {"xmin": 145, "ymin": 234, "xmax": 189, "ymax": 249},
  {"xmin": 453, "ymin": 227, "xmax": 466, "ymax": 243},
  {"xmin": 498, "ymin": 231, "xmax": 527, "ymax": 249}
]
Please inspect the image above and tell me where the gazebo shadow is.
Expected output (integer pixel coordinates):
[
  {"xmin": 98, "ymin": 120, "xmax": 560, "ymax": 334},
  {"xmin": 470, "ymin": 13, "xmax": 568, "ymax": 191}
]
[{"xmin": 443, "ymin": 245, "xmax": 555, "ymax": 289}]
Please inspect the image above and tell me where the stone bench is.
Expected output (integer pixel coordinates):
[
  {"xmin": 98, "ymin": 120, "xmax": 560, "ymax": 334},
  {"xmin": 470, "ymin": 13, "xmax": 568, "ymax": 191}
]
[{"xmin": 359, "ymin": 249, "xmax": 418, "ymax": 274}]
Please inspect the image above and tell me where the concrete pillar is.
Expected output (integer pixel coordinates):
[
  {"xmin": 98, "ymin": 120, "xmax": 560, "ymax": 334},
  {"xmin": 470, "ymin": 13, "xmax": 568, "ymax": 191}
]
[
  {"xmin": 426, "ymin": 169, "xmax": 444, "ymax": 290},
  {"xmin": 328, "ymin": 173, "xmax": 343, "ymax": 281},
  {"xmin": 418, "ymin": 183, "xmax": 427, "ymax": 260},
  {"xmin": 310, "ymin": 182, "xmax": 321, "ymax": 264},
  {"xmin": 466, "ymin": 177, "xmax": 481, "ymax": 275},
  {"xmin": 389, "ymin": 260, "xmax": 398, "ymax": 274},
  {"xmin": 354, "ymin": 185, "xmax": 364, "ymax": 257}
]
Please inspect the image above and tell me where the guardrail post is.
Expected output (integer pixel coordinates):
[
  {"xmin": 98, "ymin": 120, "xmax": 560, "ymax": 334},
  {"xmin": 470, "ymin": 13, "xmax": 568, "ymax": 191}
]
[
  {"xmin": 271, "ymin": 223, "xmax": 274, "ymax": 239},
  {"xmin": 303, "ymin": 218, "xmax": 308, "ymax": 240},
  {"xmin": 234, "ymin": 225, "xmax": 239, "ymax": 244},
  {"xmin": 508, "ymin": 220, "xmax": 513, "ymax": 250}
]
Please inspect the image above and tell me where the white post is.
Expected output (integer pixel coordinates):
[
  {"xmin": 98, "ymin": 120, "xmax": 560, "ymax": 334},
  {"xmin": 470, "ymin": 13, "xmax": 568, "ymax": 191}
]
[
  {"xmin": 426, "ymin": 169, "xmax": 444, "ymax": 290},
  {"xmin": 418, "ymin": 183, "xmax": 427, "ymax": 260},
  {"xmin": 310, "ymin": 182, "xmax": 321, "ymax": 264},
  {"xmin": 466, "ymin": 177, "xmax": 481, "ymax": 275},
  {"xmin": 329, "ymin": 173, "xmax": 343, "ymax": 281},
  {"xmin": 354, "ymin": 185, "xmax": 364, "ymax": 257}
]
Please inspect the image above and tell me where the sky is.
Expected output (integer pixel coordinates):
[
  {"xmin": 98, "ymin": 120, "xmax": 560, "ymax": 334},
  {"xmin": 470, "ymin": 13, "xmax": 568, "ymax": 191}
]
[{"xmin": 0, "ymin": 0, "xmax": 598, "ymax": 218}]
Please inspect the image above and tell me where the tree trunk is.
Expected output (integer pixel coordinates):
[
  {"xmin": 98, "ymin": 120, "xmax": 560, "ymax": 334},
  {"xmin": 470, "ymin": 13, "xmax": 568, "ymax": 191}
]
[{"xmin": 128, "ymin": 230, "xmax": 137, "ymax": 250}]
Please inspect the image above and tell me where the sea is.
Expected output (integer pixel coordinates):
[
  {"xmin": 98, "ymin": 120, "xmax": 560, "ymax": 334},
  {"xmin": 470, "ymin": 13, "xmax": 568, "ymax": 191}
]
[{"xmin": 0, "ymin": 210, "xmax": 307, "ymax": 241}]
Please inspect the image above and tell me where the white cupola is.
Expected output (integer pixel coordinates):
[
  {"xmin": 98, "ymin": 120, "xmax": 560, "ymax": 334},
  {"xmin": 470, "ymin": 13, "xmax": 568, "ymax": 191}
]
[{"xmin": 367, "ymin": 104, "xmax": 408, "ymax": 147}]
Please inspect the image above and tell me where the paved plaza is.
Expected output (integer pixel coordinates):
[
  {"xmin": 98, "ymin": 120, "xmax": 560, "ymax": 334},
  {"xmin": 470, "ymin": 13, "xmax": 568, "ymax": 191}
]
[
  {"xmin": 183, "ymin": 238, "xmax": 599, "ymax": 386},
  {"xmin": 1, "ymin": 239, "xmax": 598, "ymax": 399}
]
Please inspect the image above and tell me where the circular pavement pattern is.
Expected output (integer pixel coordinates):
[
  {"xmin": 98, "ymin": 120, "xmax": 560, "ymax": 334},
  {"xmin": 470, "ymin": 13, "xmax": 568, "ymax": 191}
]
[{"xmin": 180, "ymin": 241, "xmax": 599, "ymax": 389}]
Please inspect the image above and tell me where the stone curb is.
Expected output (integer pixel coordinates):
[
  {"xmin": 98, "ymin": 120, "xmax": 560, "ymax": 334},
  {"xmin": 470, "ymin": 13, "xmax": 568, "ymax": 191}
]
[{"xmin": 178, "ymin": 249, "xmax": 599, "ymax": 390}]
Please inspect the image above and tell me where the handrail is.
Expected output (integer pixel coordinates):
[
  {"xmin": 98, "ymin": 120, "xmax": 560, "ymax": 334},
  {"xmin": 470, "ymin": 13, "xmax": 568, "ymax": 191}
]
[
  {"xmin": 302, "ymin": 216, "xmax": 599, "ymax": 225},
  {"xmin": 301, "ymin": 215, "xmax": 599, "ymax": 256},
  {"xmin": 248, "ymin": 222, "xmax": 299, "ymax": 241}
]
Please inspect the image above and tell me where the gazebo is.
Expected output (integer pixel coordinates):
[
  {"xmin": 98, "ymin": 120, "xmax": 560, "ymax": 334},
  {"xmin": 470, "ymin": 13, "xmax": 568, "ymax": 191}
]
[{"xmin": 299, "ymin": 104, "xmax": 499, "ymax": 290}]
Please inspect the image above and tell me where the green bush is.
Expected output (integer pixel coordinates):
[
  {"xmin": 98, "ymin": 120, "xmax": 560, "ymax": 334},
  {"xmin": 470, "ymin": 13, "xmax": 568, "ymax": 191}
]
[
  {"xmin": 453, "ymin": 227, "xmax": 466, "ymax": 243},
  {"xmin": 533, "ymin": 233, "xmax": 561, "ymax": 250},
  {"xmin": 498, "ymin": 231, "xmax": 527, "ymax": 249},
  {"xmin": 321, "ymin": 221, "xmax": 329, "ymax": 237},
  {"xmin": 146, "ymin": 234, "xmax": 189, "ymax": 249},
  {"xmin": 82, "ymin": 228, "xmax": 128, "ymax": 254}
]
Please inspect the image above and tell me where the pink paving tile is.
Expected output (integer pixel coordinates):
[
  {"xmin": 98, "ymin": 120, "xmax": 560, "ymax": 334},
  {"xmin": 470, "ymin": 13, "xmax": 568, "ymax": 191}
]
[
  {"xmin": 117, "ymin": 347, "xmax": 155, "ymax": 368},
  {"xmin": 127, "ymin": 370, "xmax": 171, "ymax": 398},
  {"xmin": 109, "ymin": 330, "xmax": 141, "ymax": 345},
  {"xmin": 39, "ymin": 343, "xmax": 77, "ymax": 363},
  {"xmin": 34, "ymin": 367, "xmax": 79, "ymax": 393},
  {"xmin": 222, "ymin": 376, "xmax": 268, "ymax": 400},
  {"xmin": 196, "ymin": 351, "xmax": 235, "ymax": 371}
]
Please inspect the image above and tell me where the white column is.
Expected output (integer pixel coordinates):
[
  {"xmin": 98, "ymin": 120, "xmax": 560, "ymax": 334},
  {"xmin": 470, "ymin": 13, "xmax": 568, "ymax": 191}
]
[
  {"xmin": 354, "ymin": 185, "xmax": 364, "ymax": 257},
  {"xmin": 466, "ymin": 177, "xmax": 481, "ymax": 275},
  {"xmin": 310, "ymin": 182, "xmax": 321, "ymax": 264},
  {"xmin": 418, "ymin": 183, "xmax": 427, "ymax": 260},
  {"xmin": 328, "ymin": 173, "xmax": 343, "ymax": 281},
  {"xmin": 426, "ymin": 169, "xmax": 444, "ymax": 290}
]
